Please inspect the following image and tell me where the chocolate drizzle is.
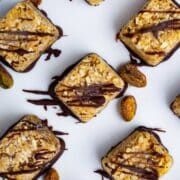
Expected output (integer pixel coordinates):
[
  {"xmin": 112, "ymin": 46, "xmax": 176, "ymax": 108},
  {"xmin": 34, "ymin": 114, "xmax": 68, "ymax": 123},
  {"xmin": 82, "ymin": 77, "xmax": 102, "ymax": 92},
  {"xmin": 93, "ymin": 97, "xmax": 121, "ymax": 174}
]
[
  {"xmin": 124, "ymin": 19, "xmax": 180, "ymax": 39},
  {"xmin": 0, "ymin": 6, "xmax": 64, "ymax": 72},
  {"xmin": 27, "ymin": 99, "xmax": 59, "ymax": 111},
  {"xmin": 140, "ymin": 10, "xmax": 180, "ymax": 14},
  {"xmin": 98, "ymin": 126, "xmax": 168, "ymax": 180},
  {"xmin": 23, "ymin": 89, "xmax": 71, "ymax": 116},
  {"xmin": 56, "ymin": 84, "xmax": 121, "ymax": 108},
  {"xmin": 94, "ymin": 169, "xmax": 112, "ymax": 180},
  {"xmin": 44, "ymin": 47, "xmax": 62, "ymax": 61}
]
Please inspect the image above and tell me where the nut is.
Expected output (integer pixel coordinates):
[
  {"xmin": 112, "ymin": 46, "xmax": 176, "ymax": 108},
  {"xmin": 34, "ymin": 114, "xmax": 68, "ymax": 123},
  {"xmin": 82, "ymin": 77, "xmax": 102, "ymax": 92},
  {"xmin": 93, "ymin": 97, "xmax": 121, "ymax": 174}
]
[
  {"xmin": 44, "ymin": 168, "xmax": 59, "ymax": 180},
  {"xmin": 120, "ymin": 95, "xmax": 137, "ymax": 121},
  {"xmin": 171, "ymin": 95, "xmax": 180, "ymax": 117},
  {"xmin": 119, "ymin": 64, "xmax": 147, "ymax": 88},
  {"xmin": 0, "ymin": 64, "xmax": 14, "ymax": 89},
  {"xmin": 86, "ymin": 0, "xmax": 104, "ymax": 6}
]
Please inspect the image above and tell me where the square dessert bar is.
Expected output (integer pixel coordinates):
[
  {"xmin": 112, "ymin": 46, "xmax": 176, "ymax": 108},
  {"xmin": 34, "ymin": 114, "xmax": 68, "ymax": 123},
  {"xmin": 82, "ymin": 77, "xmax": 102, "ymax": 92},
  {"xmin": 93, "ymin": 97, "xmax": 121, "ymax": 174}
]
[
  {"xmin": 118, "ymin": 0, "xmax": 180, "ymax": 66},
  {"xmin": 0, "ymin": 115, "xmax": 65, "ymax": 179},
  {"xmin": 102, "ymin": 127, "xmax": 173, "ymax": 180},
  {"xmin": 0, "ymin": 0, "xmax": 60, "ymax": 72},
  {"xmin": 54, "ymin": 53, "xmax": 125, "ymax": 122}
]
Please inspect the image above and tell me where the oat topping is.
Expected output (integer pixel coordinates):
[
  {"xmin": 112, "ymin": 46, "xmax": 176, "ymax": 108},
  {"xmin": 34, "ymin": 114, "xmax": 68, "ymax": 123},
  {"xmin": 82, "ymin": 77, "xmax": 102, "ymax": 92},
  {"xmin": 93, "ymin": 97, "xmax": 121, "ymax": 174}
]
[
  {"xmin": 118, "ymin": 0, "xmax": 180, "ymax": 66},
  {"xmin": 0, "ymin": 0, "xmax": 61, "ymax": 72},
  {"xmin": 86, "ymin": 0, "xmax": 104, "ymax": 6}
]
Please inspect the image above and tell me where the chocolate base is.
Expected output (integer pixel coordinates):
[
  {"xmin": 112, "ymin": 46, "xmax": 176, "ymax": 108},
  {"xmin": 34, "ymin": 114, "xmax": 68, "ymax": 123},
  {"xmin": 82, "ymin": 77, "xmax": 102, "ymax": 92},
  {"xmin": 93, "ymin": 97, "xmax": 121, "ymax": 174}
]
[{"xmin": 119, "ymin": 38, "xmax": 180, "ymax": 67}]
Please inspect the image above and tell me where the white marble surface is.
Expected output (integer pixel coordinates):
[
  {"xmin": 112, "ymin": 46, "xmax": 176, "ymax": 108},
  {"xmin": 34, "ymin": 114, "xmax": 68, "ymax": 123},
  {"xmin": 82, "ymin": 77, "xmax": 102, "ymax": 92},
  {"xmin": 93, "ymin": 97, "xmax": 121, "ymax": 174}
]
[{"xmin": 0, "ymin": 0, "xmax": 180, "ymax": 179}]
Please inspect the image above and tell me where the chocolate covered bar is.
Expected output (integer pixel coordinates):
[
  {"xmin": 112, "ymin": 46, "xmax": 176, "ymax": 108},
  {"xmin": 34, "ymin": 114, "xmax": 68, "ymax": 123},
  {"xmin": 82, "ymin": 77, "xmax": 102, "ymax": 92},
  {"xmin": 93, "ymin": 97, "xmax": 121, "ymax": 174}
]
[
  {"xmin": 118, "ymin": 0, "xmax": 180, "ymax": 66},
  {"xmin": 102, "ymin": 126, "xmax": 173, "ymax": 179},
  {"xmin": 86, "ymin": 0, "xmax": 104, "ymax": 6},
  {"xmin": 0, "ymin": 115, "xmax": 65, "ymax": 179},
  {"xmin": 54, "ymin": 53, "xmax": 125, "ymax": 122},
  {"xmin": 0, "ymin": 0, "xmax": 61, "ymax": 72}
]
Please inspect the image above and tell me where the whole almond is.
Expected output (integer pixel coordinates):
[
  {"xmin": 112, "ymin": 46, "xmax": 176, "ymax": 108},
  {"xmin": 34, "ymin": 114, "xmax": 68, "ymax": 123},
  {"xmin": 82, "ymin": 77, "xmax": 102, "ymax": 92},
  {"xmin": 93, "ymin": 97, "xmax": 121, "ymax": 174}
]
[
  {"xmin": 171, "ymin": 95, "xmax": 180, "ymax": 117},
  {"xmin": 120, "ymin": 95, "xmax": 137, "ymax": 121},
  {"xmin": 86, "ymin": 0, "xmax": 104, "ymax": 6},
  {"xmin": 0, "ymin": 64, "xmax": 14, "ymax": 89},
  {"xmin": 119, "ymin": 64, "xmax": 147, "ymax": 88},
  {"xmin": 44, "ymin": 168, "xmax": 59, "ymax": 180}
]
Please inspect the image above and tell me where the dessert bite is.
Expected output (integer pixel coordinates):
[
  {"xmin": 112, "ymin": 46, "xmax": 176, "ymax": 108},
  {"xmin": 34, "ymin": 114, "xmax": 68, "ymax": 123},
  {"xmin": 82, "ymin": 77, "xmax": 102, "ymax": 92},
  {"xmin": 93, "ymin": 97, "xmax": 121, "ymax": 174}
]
[
  {"xmin": 0, "ymin": 0, "xmax": 62, "ymax": 72},
  {"xmin": 118, "ymin": 0, "xmax": 180, "ymax": 66},
  {"xmin": 0, "ymin": 115, "xmax": 65, "ymax": 179},
  {"xmin": 102, "ymin": 126, "xmax": 173, "ymax": 179},
  {"xmin": 54, "ymin": 53, "xmax": 125, "ymax": 122}
]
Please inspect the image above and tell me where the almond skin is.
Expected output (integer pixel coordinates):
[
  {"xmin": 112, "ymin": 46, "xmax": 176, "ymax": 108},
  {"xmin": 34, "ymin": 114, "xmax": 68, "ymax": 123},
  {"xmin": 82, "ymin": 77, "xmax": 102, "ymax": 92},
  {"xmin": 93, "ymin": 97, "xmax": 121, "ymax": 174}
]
[
  {"xmin": 119, "ymin": 64, "xmax": 147, "ymax": 88},
  {"xmin": 44, "ymin": 168, "xmax": 59, "ymax": 180},
  {"xmin": 0, "ymin": 64, "xmax": 14, "ymax": 89},
  {"xmin": 86, "ymin": 0, "xmax": 104, "ymax": 6},
  {"xmin": 171, "ymin": 95, "xmax": 180, "ymax": 118},
  {"xmin": 120, "ymin": 95, "xmax": 137, "ymax": 121}
]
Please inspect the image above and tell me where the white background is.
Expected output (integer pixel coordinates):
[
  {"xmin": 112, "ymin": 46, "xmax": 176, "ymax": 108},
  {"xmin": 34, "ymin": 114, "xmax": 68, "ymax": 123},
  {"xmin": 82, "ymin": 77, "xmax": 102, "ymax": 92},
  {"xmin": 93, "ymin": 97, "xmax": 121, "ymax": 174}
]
[{"xmin": 0, "ymin": 0, "xmax": 180, "ymax": 179}]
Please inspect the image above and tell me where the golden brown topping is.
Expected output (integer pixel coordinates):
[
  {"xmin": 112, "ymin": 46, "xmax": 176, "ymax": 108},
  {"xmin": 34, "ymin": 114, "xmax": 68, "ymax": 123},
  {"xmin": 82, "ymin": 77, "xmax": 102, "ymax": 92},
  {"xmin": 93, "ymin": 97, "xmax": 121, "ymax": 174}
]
[
  {"xmin": 118, "ymin": 0, "xmax": 180, "ymax": 66},
  {"xmin": 0, "ymin": 64, "xmax": 13, "ymax": 89},
  {"xmin": 86, "ymin": 0, "xmax": 104, "ymax": 6},
  {"xmin": 102, "ymin": 127, "xmax": 173, "ymax": 179},
  {"xmin": 44, "ymin": 168, "xmax": 60, "ymax": 180},
  {"xmin": 171, "ymin": 95, "xmax": 180, "ymax": 117},
  {"xmin": 55, "ymin": 53, "xmax": 124, "ymax": 122},
  {"xmin": 120, "ymin": 95, "xmax": 137, "ymax": 121},
  {"xmin": 119, "ymin": 64, "xmax": 147, "ymax": 88}
]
